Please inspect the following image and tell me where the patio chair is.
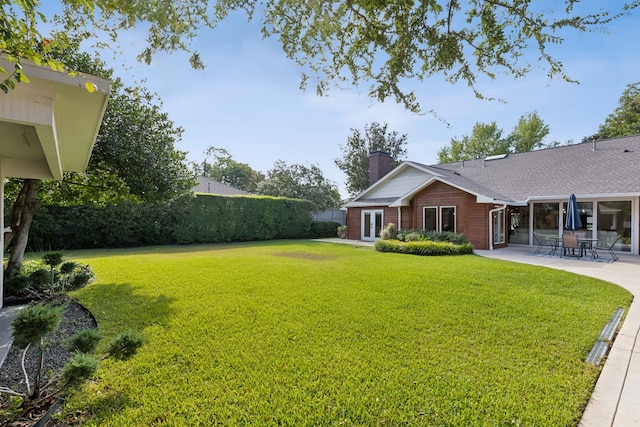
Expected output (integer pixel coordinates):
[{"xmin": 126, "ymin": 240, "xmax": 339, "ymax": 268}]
[
  {"xmin": 533, "ymin": 232, "xmax": 557, "ymax": 254},
  {"xmin": 562, "ymin": 234, "xmax": 581, "ymax": 258},
  {"xmin": 594, "ymin": 234, "xmax": 621, "ymax": 261}
]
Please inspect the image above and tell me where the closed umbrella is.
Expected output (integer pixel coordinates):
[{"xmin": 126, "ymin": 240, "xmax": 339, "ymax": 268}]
[{"xmin": 565, "ymin": 193, "xmax": 583, "ymax": 233}]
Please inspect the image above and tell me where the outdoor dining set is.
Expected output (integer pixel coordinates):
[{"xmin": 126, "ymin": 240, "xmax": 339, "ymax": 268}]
[
  {"xmin": 533, "ymin": 194, "xmax": 621, "ymax": 261},
  {"xmin": 534, "ymin": 232, "xmax": 620, "ymax": 261}
]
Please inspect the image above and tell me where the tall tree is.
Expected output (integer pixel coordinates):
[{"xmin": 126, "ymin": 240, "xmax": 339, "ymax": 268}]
[
  {"xmin": 4, "ymin": 39, "xmax": 193, "ymax": 276},
  {"xmin": 584, "ymin": 82, "xmax": 640, "ymax": 142},
  {"xmin": 200, "ymin": 147, "xmax": 264, "ymax": 193},
  {"xmin": 256, "ymin": 161, "xmax": 341, "ymax": 210},
  {"xmin": 437, "ymin": 113, "xmax": 552, "ymax": 163},
  {"xmin": 1, "ymin": 2, "xmax": 637, "ymax": 112},
  {"xmin": 335, "ymin": 122, "xmax": 408, "ymax": 196},
  {"xmin": 438, "ymin": 122, "xmax": 508, "ymax": 163},
  {"xmin": 510, "ymin": 112, "xmax": 551, "ymax": 153}
]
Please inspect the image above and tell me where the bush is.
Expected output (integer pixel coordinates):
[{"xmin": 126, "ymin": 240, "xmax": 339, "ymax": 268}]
[
  {"xmin": 106, "ymin": 330, "xmax": 145, "ymax": 361},
  {"xmin": 11, "ymin": 303, "xmax": 65, "ymax": 348},
  {"xmin": 396, "ymin": 229, "xmax": 468, "ymax": 244},
  {"xmin": 61, "ymin": 353, "xmax": 100, "ymax": 388},
  {"xmin": 4, "ymin": 274, "xmax": 30, "ymax": 296},
  {"xmin": 380, "ymin": 223, "xmax": 397, "ymax": 240},
  {"xmin": 29, "ymin": 194, "xmax": 315, "ymax": 249},
  {"xmin": 67, "ymin": 329, "xmax": 103, "ymax": 354},
  {"xmin": 375, "ymin": 239, "xmax": 474, "ymax": 256},
  {"xmin": 28, "ymin": 268, "xmax": 51, "ymax": 291},
  {"xmin": 309, "ymin": 221, "xmax": 341, "ymax": 238}
]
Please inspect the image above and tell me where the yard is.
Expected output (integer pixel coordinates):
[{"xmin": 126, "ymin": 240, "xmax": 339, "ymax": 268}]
[{"xmin": 60, "ymin": 241, "xmax": 631, "ymax": 426}]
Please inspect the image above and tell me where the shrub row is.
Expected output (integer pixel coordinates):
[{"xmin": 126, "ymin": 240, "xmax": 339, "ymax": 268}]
[
  {"xmin": 395, "ymin": 229, "xmax": 469, "ymax": 244},
  {"xmin": 309, "ymin": 221, "xmax": 342, "ymax": 238},
  {"xmin": 375, "ymin": 239, "xmax": 474, "ymax": 256},
  {"xmin": 27, "ymin": 194, "xmax": 316, "ymax": 250}
]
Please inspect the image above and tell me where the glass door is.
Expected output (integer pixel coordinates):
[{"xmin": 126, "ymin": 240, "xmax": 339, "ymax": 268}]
[{"xmin": 362, "ymin": 210, "xmax": 383, "ymax": 241}]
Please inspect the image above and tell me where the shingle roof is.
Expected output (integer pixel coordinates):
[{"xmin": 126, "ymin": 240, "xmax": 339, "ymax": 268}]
[
  {"xmin": 194, "ymin": 176, "xmax": 249, "ymax": 195},
  {"xmin": 353, "ymin": 135, "xmax": 640, "ymax": 205}
]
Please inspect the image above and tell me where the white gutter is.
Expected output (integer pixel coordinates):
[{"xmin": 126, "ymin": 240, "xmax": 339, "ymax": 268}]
[
  {"xmin": 488, "ymin": 204, "xmax": 507, "ymax": 251},
  {"xmin": 397, "ymin": 207, "xmax": 402, "ymax": 230}
]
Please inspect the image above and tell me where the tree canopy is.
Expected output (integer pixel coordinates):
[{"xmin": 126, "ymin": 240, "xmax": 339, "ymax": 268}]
[
  {"xmin": 437, "ymin": 112, "xmax": 551, "ymax": 163},
  {"xmin": 199, "ymin": 147, "xmax": 264, "ymax": 193},
  {"xmin": 335, "ymin": 122, "xmax": 408, "ymax": 196},
  {"xmin": 256, "ymin": 160, "xmax": 341, "ymax": 210},
  {"xmin": 584, "ymin": 82, "xmax": 640, "ymax": 142},
  {"xmin": 1, "ymin": 1, "xmax": 638, "ymax": 111}
]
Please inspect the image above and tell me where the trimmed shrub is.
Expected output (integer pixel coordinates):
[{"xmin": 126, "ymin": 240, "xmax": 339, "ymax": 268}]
[
  {"xmin": 375, "ymin": 239, "xmax": 474, "ymax": 256},
  {"xmin": 29, "ymin": 194, "xmax": 315, "ymax": 250},
  {"xmin": 380, "ymin": 223, "xmax": 397, "ymax": 240},
  {"xmin": 309, "ymin": 221, "xmax": 341, "ymax": 238},
  {"xmin": 68, "ymin": 329, "xmax": 103, "ymax": 354},
  {"xmin": 396, "ymin": 229, "xmax": 469, "ymax": 244},
  {"xmin": 61, "ymin": 353, "xmax": 100, "ymax": 388}
]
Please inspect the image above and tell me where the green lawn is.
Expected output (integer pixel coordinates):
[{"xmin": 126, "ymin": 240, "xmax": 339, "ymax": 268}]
[{"xmin": 61, "ymin": 241, "xmax": 631, "ymax": 426}]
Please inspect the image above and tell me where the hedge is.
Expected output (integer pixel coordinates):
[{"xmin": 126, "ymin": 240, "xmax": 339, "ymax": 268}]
[
  {"xmin": 374, "ymin": 239, "xmax": 474, "ymax": 256},
  {"xmin": 27, "ymin": 194, "xmax": 315, "ymax": 250}
]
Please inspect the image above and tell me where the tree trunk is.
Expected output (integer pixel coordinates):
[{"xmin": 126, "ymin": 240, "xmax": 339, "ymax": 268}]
[{"xmin": 5, "ymin": 179, "xmax": 41, "ymax": 278}]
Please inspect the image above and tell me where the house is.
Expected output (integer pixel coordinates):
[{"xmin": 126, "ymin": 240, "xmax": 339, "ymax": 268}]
[
  {"xmin": 0, "ymin": 55, "xmax": 111, "ymax": 307},
  {"xmin": 345, "ymin": 135, "xmax": 640, "ymax": 255},
  {"xmin": 194, "ymin": 176, "xmax": 249, "ymax": 195}
]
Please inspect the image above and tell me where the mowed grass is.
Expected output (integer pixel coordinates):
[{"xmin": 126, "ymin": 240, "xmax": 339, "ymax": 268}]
[{"xmin": 60, "ymin": 241, "xmax": 631, "ymax": 426}]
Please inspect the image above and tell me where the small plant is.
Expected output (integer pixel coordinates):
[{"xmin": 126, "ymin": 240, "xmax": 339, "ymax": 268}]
[
  {"xmin": 9, "ymin": 303, "xmax": 65, "ymax": 399},
  {"xmin": 4, "ymin": 255, "xmax": 95, "ymax": 300},
  {"xmin": 337, "ymin": 225, "xmax": 347, "ymax": 238},
  {"xmin": 0, "ymin": 303, "xmax": 143, "ymax": 413},
  {"xmin": 67, "ymin": 329, "xmax": 103, "ymax": 354},
  {"xmin": 380, "ymin": 223, "xmax": 397, "ymax": 240}
]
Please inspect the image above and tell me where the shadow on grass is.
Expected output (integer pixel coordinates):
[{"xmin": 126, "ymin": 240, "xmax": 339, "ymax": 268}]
[{"xmin": 74, "ymin": 282, "xmax": 177, "ymax": 333}]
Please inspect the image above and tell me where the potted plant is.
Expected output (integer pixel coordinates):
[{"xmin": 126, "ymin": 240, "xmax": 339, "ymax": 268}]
[{"xmin": 337, "ymin": 225, "xmax": 347, "ymax": 239}]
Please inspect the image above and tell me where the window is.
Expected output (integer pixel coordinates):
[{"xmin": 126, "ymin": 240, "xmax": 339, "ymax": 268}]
[
  {"xmin": 533, "ymin": 202, "xmax": 559, "ymax": 241},
  {"xmin": 494, "ymin": 209, "xmax": 505, "ymax": 244},
  {"xmin": 440, "ymin": 207, "xmax": 456, "ymax": 232},
  {"xmin": 423, "ymin": 207, "xmax": 437, "ymax": 231},
  {"xmin": 509, "ymin": 206, "xmax": 529, "ymax": 245},
  {"xmin": 597, "ymin": 201, "xmax": 631, "ymax": 252}
]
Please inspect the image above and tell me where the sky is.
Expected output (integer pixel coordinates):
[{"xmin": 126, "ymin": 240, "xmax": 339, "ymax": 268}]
[{"xmin": 67, "ymin": 5, "xmax": 640, "ymax": 197}]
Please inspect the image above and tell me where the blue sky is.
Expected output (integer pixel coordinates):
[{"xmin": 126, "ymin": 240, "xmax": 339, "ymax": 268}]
[{"xmin": 78, "ymin": 7, "xmax": 640, "ymax": 196}]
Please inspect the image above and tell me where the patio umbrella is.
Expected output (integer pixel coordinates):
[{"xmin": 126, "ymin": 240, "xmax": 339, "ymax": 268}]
[{"xmin": 564, "ymin": 193, "xmax": 583, "ymax": 233}]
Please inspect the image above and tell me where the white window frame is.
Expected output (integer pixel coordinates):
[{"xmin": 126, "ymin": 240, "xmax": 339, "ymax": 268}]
[
  {"xmin": 494, "ymin": 209, "xmax": 505, "ymax": 244},
  {"xmin": 440, "ymin": 206, "xmax": 456, "ymax": 233},
  {"xmin": 423, "ymin": 206, "xmax": 438, "ymax": 232}
]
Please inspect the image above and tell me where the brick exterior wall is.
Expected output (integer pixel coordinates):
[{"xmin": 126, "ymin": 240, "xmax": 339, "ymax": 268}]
[
  {"xmin": 347, "ymin": 181, "xmax": 508, "ymax": 250},
  {"xmin": 412, "ymin": 181, "xmax": 492, "ymax": 250}
]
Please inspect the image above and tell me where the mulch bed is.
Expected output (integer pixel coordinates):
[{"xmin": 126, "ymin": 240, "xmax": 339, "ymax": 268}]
[{"xmin": 0, "ymin": 296, "xmax": 97, "ymax": 426}]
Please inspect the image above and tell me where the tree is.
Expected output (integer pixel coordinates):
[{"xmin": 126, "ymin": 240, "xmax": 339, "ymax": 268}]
[
  {"xmin": 1, "ymin": 2, "xmax": 637, "ymax": 112},
  {"xmin": 510, "ymin": 112, "xmax": 550, "ymax": 153},
  {"xmin": 200, "ymin": 147, "xmax": 264, "ymax": 193},
  {"xmin": 437, "ymin": 113, "xmax": 551, "ymax": 163},
  {"xmin": 256, "ymin": 161, "xmax": 341, "ymax": 210},
  {"xmin": 584, "ymin": 82, "xmax": 640, "ymax": 142},
  {"xmin": 4, "ymin": 39, "xmax": 193, "ymax": 277},
  {"xmin": 335, "ymin": 122, "xmax": 408, "ymax": 196}
]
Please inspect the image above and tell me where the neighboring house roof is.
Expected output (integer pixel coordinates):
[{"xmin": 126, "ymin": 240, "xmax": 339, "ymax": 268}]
[
  {"xmin": 347, "ymin": 135, "xmax": 640, "ymax": 207},
  {"xmin": 194, "ymin": 176, "xmax": 249, "ymax": 195}
]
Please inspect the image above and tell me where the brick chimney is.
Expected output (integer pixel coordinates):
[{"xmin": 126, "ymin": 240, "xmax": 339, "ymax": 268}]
[{"xmin": 369, "ymin": 151, "xmax": 393, "ymax": 186}]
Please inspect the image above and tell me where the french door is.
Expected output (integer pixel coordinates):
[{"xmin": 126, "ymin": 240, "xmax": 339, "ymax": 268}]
[{"xmin": 362, "ymin": 210, "xmax": 383, "ymax": 241}]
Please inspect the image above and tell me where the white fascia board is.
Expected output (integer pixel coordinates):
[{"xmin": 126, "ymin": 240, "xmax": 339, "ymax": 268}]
[
  {"xmin": 526, "ymin": 193, "xmax": 640, "ymax": 202},
  {"xmin": 345, "ymin": 200, "xmax": 393, "ymax": 208}
]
